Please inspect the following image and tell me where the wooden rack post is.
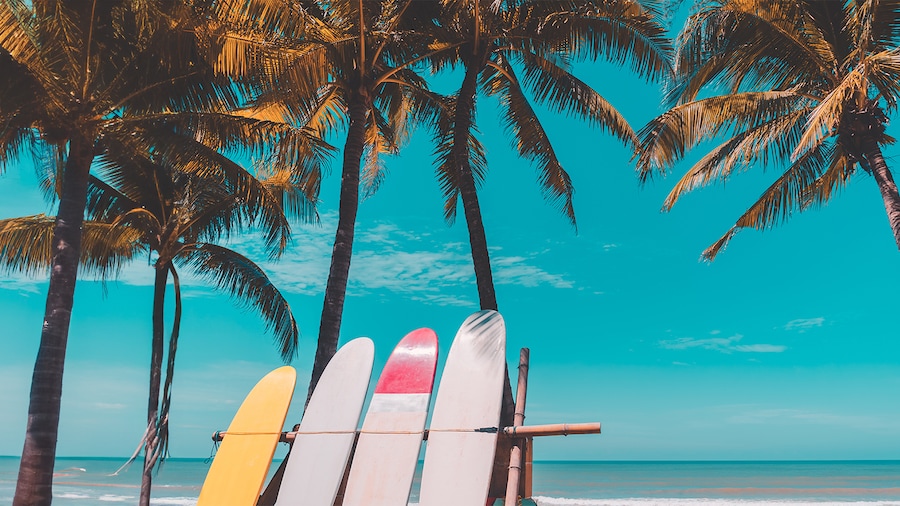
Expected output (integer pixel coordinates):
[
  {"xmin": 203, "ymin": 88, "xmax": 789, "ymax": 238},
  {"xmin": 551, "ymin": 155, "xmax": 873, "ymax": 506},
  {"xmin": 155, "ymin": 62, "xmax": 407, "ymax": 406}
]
[{"xmin": 504, "ymin": 348, "xmax": 530, "ymax": 506}]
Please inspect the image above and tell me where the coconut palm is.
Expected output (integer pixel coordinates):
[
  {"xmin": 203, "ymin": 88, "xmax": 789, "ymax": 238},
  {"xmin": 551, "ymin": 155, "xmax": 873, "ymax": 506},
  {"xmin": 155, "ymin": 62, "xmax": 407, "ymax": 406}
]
[
  {"xmin": 211, "ymin": 0, "xmax": 446, "ymax": 401},
  {"xmin": 0, "ymin": 156, "xmax": 308, "ymax": 506},
  {"xmin": 423, "ymin": 1, "xmax": 670, "ymax": 496},
  {"xmin": 88, "ymin": 155, "xmax": 306, "ymax": 506},
  {"xmin": 635, "ymin": 0, "xmax": 900, "ymax": 259},
  {"xmin": 431, "ymin": 0, "xmax": 672, "ymax": 310},
  {"xmin": 0, "ymin": 2, "xmax": 325, "ymax": 503}
]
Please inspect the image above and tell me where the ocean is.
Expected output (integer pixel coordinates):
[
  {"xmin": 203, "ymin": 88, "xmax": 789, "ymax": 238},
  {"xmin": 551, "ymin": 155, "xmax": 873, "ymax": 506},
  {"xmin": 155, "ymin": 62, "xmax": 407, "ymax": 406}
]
[{"xmin": 1, "ymin": 457, "xmax": 898, "ymax": 505}]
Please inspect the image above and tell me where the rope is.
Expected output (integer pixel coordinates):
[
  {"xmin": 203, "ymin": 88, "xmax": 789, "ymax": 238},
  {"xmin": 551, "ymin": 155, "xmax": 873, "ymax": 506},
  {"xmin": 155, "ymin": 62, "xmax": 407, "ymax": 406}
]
[
  {"xmin": 204, "ymin": 431, "xmax": 220, "ymax": 464},
  {"xmin": 212, "ymin": 427, "xmax": 500, "ymax": 439}
]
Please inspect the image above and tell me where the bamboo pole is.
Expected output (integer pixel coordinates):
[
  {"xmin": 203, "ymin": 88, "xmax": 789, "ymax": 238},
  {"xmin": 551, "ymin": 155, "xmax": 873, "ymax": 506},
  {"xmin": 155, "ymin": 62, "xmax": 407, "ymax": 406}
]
[
  {"xmin": 502, "ymin": 423, "xmax": 601, "ymax": 438},
  {"xmin": 524, "ymin": 437, "xmax": 533, "ymax": 498},
  {"xmin": 504, "ymin": 348, "xmax": 530, "ymax": 506}
]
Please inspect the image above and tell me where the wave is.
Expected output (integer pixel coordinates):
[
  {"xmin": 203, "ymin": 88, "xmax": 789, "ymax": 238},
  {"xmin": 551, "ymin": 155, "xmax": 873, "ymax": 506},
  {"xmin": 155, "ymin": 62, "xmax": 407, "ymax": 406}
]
[
  {"xmin": 151, "ymin": 498, "xmax": 198, "ymax": 505},
  {"xmin": 98, "ymin": 494, "xmax": 136, "ymax": 502},
  {"xmin": 56, "ymin": 492, "xmax": 91, "ymax": 499}
]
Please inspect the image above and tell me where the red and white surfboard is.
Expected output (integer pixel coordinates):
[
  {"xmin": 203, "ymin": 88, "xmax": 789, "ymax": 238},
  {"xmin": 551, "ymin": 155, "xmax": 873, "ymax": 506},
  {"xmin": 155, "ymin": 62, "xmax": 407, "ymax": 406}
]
[{"xmin": 341, "ymin": 328, "xmax": 439, "ymax": 506}]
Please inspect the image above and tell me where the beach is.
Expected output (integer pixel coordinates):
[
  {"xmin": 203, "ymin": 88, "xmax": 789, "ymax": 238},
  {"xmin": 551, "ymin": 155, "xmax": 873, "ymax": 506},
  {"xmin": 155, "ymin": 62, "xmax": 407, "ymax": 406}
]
[{"xmin": 2, "ymin": 457, "xmax": 899, "ymax": 505}]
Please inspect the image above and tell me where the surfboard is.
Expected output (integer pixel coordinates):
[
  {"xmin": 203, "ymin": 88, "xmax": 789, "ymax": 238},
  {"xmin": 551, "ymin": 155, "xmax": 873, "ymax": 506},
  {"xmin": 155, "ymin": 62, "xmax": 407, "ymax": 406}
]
[
  {"xmin": 418, "ymin": 310, "xmax": 507, "ymax": 506},
  {"xmin": 197, "ymin": 365, "xmax": 296, "ymax": 506},
  {"xmin": 341, "ymin": 328, "xmax": 439, "ymax": 506},
  {"xmin": 274, "ymin": 337, "xmax": 375, "ymax": 506}
]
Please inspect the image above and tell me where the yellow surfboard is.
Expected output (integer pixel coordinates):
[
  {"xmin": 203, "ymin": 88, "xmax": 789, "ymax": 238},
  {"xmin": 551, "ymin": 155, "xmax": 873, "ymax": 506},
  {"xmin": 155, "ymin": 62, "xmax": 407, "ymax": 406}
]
[{"xmin": 197, "ymin": 365, "xmax": 296, "ymax": 506}]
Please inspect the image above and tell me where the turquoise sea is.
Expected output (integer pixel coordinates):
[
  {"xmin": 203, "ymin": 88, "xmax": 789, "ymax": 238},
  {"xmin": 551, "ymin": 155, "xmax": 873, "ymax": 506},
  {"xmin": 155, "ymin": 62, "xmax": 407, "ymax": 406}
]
[{"xmin": 1, "ymin": 457, "xmax": 899, "ymax": 505}]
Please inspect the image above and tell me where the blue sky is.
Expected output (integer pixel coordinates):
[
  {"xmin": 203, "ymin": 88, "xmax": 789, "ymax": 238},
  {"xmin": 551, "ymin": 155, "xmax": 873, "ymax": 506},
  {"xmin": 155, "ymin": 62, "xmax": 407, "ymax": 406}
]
[{"xmin": 1, "ymin": 49, "xmax": 900, "ymax": 461}]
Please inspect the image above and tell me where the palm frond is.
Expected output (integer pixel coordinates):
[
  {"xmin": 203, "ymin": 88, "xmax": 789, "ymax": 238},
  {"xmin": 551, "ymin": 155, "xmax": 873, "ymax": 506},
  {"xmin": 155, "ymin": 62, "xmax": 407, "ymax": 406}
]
[
  {"xmin": 0, "ymin": 214, "xmax": 143, "ymax": 278},
  {"xmin": 701, "ymin": 143, "xmax": 834, "ymax": 260},
  {"xmin": 85, "ymin": 174, "xmax": 141, "ymax": 223},
  {"xmin": 792, "ymin": 69, "xmax": 866, "ymax": 161},
  {"xmin": 866, "ymin": 48, "xmax": 900, "ymax": 111},
  {"xmin": 257, "ymin": 167, "xmax": 319, "ymax": 224},
  {"xmin": 484, "ymin": 56, "xmax": 576, "ymax": 226},
  {"xmin": 536, "ymin": 0, "xmax": 673, "ymax": 81},
  {"xmin": 178, "ymin": 243, "xmax": 299, "ymax": 361},
  {"xmin": 850, "ymin": 0, "xmax": 900, "ymax": 51},
  {"xmin": 114, "ymin": 124, "xmax": 295, "ymax": 256},
  {"xmin": 671, "ymin": 1, "xmax": 834, "ymax": 104},
  {"xmin": 800, "ymin": 144, "xmax": 856, "ymax": 211},
  {"xmin": 636, "ymin": 90, "xmax": 805, "ymax": 179},
  {"xmin": 515, "ymin": 49, "xmax": 636, "ymax": 146},
  {"xmin": 0, "ymin": 2, "xmax": 66, "ymax": 110},
  {"xmin": 660, "ymin": 108, "xmax": 810, "ymax": 210}
]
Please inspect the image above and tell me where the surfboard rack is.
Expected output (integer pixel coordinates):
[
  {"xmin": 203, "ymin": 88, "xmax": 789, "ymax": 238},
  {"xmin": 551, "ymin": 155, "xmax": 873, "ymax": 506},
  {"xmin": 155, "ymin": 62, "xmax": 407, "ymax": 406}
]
[
  {"xmin": 492, "ymin": 347, "xmax": 602, "ymax": 505},
  {"xmin": 210, "ymin": 347, "xmax": 601, "ymax": 506}
]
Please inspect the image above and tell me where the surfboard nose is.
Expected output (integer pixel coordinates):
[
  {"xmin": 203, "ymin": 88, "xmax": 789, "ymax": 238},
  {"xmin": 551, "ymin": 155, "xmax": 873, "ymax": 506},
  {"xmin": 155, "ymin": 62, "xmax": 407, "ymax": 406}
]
[
  {"xmin": 375, "ymin": 328, "xmax": 438, "ymax": 394},
  {"xmin": 460, "ymin": 310, "xmax": 506, "ymax": 358}
]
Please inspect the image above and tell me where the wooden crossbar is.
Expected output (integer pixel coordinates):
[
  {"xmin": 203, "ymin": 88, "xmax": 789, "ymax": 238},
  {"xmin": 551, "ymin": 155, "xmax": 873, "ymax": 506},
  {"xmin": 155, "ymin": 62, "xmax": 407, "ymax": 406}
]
[{"xmin": 211, "ymin": 421, "xmax": 601, "ymax": 444}]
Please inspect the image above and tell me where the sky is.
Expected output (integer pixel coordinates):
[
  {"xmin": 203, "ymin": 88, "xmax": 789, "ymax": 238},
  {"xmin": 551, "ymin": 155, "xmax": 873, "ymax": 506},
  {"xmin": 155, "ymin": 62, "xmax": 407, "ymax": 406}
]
[{"xmin": 1, "ymin": 32, "xmax": 900, "ymax": 462}]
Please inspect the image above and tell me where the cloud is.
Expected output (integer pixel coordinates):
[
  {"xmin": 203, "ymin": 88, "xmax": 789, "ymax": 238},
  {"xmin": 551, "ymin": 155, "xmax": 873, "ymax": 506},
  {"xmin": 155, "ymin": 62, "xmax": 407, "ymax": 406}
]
[
  {"xmin": 784, "ymin": 317, "xmax": 825, "ymax": 332},
  {"xmin": 222, "ymin": 214, "xmax": 572, "ymax": 305},
  {"xmin": 491, "ymin": 256, "xmax": 573, "ymax": 289},
  {"xmin": 0, "ymin": 276, "xmax": 43, "ymax": 293},
  {"xmin": 660, "ymin": 333, "xmax": 786, "ymax": 354},
  {"xmin": 733, "ymin": 344, "xmax": 787, "ymax": 353},
  {"xmin": 0, "ymin": 214, "xmax": 573, "ymax": 306}
]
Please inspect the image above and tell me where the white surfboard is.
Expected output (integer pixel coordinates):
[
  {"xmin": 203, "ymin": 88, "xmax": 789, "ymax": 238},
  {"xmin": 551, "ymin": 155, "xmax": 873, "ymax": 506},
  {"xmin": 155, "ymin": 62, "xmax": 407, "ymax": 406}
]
[
  {"xmin": 418, "ymin": 310, "xmax": 507, "ymax": 506},
  {"xmin": 341, "ymin": 328, "xmax": 438, "ymax": 506},
  {"xmin": 274, "ymin": 337, "xmax": 374, "ymax": 506}
]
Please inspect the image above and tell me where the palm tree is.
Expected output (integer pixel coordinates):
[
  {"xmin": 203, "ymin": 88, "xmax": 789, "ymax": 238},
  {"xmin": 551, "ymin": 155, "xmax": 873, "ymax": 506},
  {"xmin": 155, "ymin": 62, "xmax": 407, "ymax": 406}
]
[
  {"xmin": 635, "ymin": 0, "xmax": 900, "ymax": 259},
  {"xmin": 424, "ymin": 1, "xmax": 670, "ymax": 496},
  {"xmin": 431, "ymin": 0, "xmax": 672, "ymax": 309},
  {"xmin": 211, "ymin": 0, "xmax": 446, "ymax": 401},
  {"xmin": 0, "ymin": 157, "xmax": 308, "ymax": 506},
  {"xmin": 89, "ymin": 157, "xmax": 306, "ymax": 506},
  {"xmin": 0, "ymin": 2, "xmax": 325, "ymax": 503}
]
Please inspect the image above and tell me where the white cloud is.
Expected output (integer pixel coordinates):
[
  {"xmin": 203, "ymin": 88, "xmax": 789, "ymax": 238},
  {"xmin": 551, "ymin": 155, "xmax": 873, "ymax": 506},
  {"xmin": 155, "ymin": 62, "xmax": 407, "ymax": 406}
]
[
  {"xmin": 0, "ymin": 214, "xmax": 573, "ymax": 306},
  {"xmin": 733, "ymin": 344, "xmax": 787, "ymax": 353},
  {"xmin": 222, "ymin": 214, "xmax": 572, "ymax": 305},
  {"xmin": 660, "ymin": 333, "xmax": 786, "ymax": 354},
  {"xmin": 491, "ymin": 256, "xmax": 573, "ymax": 289},
  {"xmin": 784, "ymin": 317, "xmax": 825, "ymax": 332},
  {"xmin": 0, "ymin": 276, "xmax": 43, "ymax": 293}
]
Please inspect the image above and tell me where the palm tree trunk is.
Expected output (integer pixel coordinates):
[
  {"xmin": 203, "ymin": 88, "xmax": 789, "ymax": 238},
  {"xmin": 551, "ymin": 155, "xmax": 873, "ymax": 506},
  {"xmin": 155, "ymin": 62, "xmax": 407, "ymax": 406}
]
[
  {"xmin": 139, "ymin": 265, "xmax": 168, "ymax": 506},
  {"xmin": 454, "ymin": 62, "xmax": 498, "ymax": 311},
  {"xmin": 307, "ymin": 88, "xmax": 369, "ymax": 404},
  {"xmin": 453, "ymin": 57, "xmax": 515, "ymax": 416},
  {"xmin": 862, "ymin": 136, "xmax": 900, "ymax": 249},
  {"xmin": 453, "ymin": 60, "xmax": 516, "ymax": 499},
  {"xmin": 14, "ymin": 134, "xmax": 94, "ymax": 506}
]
